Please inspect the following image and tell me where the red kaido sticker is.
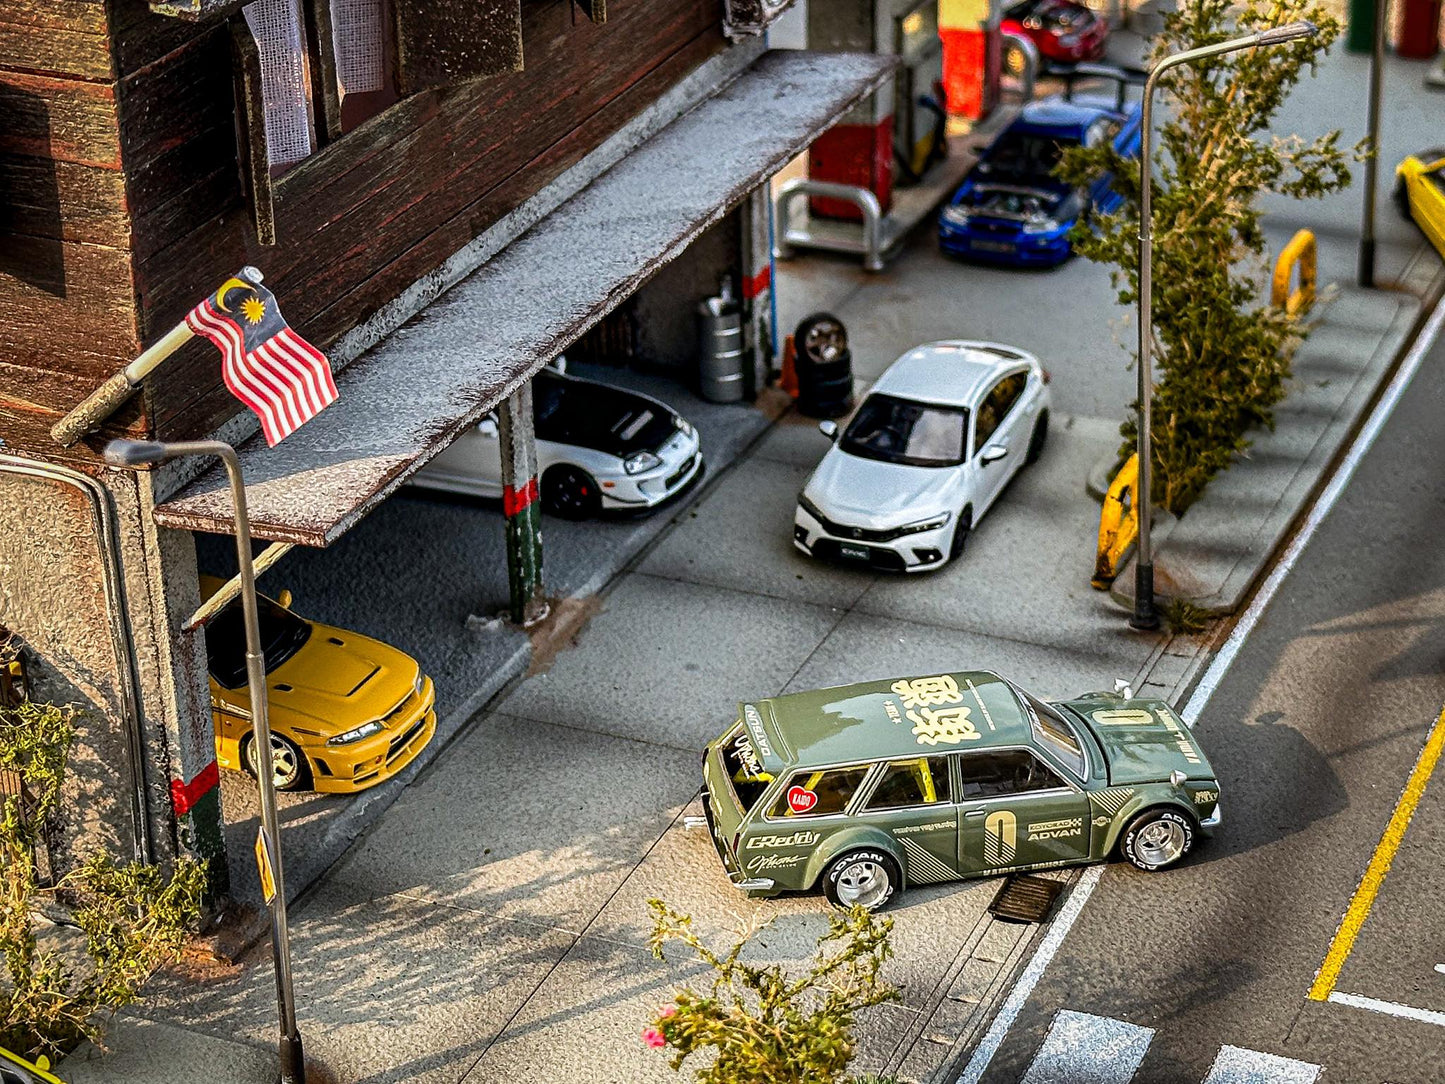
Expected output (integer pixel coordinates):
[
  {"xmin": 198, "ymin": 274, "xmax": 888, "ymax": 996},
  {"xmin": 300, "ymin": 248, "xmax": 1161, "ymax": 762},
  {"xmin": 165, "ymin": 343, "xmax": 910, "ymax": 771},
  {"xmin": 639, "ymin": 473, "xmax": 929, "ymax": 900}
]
[{"xmin": 786, "ymin": 786, "xmax": 818, "ymax": 813}]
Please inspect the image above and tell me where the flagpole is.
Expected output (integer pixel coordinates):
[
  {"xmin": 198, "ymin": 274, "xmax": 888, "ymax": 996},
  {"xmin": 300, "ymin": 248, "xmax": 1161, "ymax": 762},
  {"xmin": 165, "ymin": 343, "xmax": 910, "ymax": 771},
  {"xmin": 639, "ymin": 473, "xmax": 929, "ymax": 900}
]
[{"xmin": 51, "ymin": 267, "xmax": 264, "ymax": 447}]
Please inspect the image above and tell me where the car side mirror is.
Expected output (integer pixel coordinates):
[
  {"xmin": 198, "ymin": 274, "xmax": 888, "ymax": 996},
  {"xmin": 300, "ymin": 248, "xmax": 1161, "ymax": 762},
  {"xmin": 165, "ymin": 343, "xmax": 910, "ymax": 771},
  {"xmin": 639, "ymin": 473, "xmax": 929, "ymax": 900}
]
[
  {"xmin": 478, "ymin": 416, "xmax": 499, "ymax": 438},
  {"xmin": 981, "ymin": 443, "xmax": 1008, "ymax": 464},
  {"xmin": 818, "ymin": 420, "xmax": 839, "ymax": 441},
  {"xmin": 276, "ymin": 589, "xmax": 293, "ymax": 609}
]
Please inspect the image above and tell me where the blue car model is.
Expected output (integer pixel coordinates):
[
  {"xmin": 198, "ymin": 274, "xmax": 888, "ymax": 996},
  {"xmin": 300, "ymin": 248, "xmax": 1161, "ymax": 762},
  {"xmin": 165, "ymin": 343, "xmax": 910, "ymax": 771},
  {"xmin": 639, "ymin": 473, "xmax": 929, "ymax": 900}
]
[{"xmin": 939, "ymin": 67, "xmax": 1143, "ymax": 267}]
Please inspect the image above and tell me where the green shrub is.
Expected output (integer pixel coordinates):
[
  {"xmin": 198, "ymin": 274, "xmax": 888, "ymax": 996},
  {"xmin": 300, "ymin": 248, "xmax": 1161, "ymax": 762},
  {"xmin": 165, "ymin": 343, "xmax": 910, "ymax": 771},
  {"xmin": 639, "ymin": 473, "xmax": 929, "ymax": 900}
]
[
  {"xmin": 643, "ymin": 899, "xmax": 898, "ymax": 1084},
  {"xmin": 0, "ymin": 699, "xmax": 205, "ymax": 1061},
  {"xmin": 1057, "ymin": 0, "xmax": 1357, "ymax": 513}
]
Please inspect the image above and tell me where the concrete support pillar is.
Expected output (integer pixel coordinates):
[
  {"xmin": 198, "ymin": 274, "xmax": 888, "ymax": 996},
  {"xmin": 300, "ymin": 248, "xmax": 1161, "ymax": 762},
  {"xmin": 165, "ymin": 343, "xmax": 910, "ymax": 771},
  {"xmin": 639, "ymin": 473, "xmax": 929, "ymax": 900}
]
[
  {"xmin": 739, "ymin": 184, "xmax": 776, "ymax": 391},
  {"xmin": 498, "ymin": 383, "xmax": 546, "ymax": 626}
]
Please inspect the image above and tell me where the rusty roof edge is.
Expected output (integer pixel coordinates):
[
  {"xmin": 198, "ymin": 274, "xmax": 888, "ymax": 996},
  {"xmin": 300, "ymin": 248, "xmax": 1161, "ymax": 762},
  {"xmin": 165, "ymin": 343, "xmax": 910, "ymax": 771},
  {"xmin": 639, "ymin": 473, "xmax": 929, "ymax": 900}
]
[{"xmin": 153, "ymin": 50, "xmax": 897, "ymax": 545}]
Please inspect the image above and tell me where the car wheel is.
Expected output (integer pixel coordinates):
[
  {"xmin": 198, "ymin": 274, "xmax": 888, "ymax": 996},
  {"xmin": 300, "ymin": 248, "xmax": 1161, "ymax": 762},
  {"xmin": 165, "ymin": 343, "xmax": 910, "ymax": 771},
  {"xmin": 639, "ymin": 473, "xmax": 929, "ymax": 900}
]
[
  {"xmin": 542, "ymin": 465, "xmax": 602, "ymax": 520},
  {"xmin": 948, "ymin": 509, "xmax": 972, "ymax": 562},
  {"xmin": 1120, "ymin": 808, "xmax": 1195, "ymax": 872},
  {"xmin": 243, "ymin": 733, "xmax": 312, "ymax": 792},
  {"xmin": 822, "ymin": 848, "xmax": 901, "ymax": 911},
  {"xmin": 1394, "ymin": 177, "xmax": 1411, "ymax": 220},
  {"xmin": 1026, "ymin": 410, "xmax": 1049, "ymax": 465}
]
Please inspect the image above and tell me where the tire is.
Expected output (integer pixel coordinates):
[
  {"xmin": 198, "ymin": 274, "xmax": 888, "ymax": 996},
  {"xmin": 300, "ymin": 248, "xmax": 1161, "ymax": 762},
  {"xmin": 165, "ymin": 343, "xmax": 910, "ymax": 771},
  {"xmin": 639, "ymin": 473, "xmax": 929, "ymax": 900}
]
[
  {"xmin": 948, "ymin": 509, "xmax": 972, "ymax": 562},
  {"xmin": 542, "ymin": 465, "xmax": 602, "ymax": 520},
  {"xmin": 1026, "ymin": 410, "xmax": 1050, "ymax": 465},
  {"xmin": 1120, "ymin": 807, "xmax": 1195, "ymax": 872},
  {"xmin": 1394, "ymin": 177, "xmax": 1411, "ymax": 221},
  {"xmin": 822, "ymin": 848, "xmax": 902, "ymax": 911},
  {"xmin": 243, "ymin": 732, "xmax": 312, "ymax": 792}
]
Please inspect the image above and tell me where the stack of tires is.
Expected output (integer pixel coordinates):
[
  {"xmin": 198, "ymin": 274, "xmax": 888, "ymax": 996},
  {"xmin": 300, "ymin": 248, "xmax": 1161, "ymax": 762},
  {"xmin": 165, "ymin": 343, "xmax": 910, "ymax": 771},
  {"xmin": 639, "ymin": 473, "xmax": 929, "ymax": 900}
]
[{"xmin": 793, "ymin": 312, "xmax": 854, "ymax": 419}]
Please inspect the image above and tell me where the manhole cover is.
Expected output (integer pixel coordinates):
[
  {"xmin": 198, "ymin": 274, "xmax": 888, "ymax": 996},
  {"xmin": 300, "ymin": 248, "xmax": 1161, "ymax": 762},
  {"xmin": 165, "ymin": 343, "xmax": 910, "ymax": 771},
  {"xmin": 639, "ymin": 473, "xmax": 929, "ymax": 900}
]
[{"xmin": 988, "ymin": 874, "xmax": 1064, "ymax": 923}]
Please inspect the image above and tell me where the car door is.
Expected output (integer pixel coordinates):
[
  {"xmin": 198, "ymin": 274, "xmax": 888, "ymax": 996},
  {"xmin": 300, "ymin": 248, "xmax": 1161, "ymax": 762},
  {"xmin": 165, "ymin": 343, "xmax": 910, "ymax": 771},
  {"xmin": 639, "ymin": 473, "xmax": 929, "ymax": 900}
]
[
  {"xmin": 424, "ymin": 412, "xmax": 503, "ymax": 495},
  {"xmin": 856, "ymin": 755, "xmax": 961, "ymax": 887},
  {"xmin": 970, "ymin": 372, "xmax": 1030, "ymax": 514},
  {"xmin": 956, "ymin": 748, "xmax": 1092, "ymax": 876}
]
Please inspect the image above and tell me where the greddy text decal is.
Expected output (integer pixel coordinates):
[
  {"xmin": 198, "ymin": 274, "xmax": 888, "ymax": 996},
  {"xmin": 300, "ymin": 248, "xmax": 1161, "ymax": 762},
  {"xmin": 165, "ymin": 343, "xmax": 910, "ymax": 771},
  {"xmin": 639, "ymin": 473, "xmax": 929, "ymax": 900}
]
[{"xmin": 746, "ymin": 831, "xmax": 819, "ymax": 850}]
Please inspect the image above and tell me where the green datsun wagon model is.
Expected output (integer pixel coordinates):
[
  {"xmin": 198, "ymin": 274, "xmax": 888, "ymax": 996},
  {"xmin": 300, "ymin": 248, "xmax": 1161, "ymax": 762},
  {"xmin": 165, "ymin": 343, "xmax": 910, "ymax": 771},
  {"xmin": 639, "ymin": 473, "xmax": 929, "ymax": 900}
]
[{"xmin": 699, "ymin": 671, "xmax": 1220, "ymax": 910}]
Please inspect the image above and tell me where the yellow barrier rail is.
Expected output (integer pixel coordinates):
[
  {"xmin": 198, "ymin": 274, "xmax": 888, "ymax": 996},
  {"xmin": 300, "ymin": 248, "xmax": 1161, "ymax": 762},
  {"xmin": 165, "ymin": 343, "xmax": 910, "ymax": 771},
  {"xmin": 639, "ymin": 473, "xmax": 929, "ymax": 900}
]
[
  {"xmin": 1092, "ymin": 453, "xmax": 1139, "ymax": 589},
  {"xmin": 1272, "ymin": 228, "xmax": 1316, "ymax": 316}
]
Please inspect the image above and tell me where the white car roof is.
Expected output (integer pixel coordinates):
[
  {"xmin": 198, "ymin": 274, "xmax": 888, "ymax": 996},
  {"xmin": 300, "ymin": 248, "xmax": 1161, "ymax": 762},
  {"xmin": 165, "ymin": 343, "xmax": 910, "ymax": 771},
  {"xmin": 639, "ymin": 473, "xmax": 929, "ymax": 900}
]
[{"xmin": 870, "ymin": 341, "xmax": 1033, "ymax": 408}]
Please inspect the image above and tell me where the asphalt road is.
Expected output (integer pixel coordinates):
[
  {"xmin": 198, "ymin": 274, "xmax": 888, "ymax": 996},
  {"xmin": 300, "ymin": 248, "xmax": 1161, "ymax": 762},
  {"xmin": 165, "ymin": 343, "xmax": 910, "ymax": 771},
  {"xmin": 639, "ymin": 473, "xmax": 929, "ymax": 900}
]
[{"xmin": 973, "ymin": 314, "xmax": 1445, "ymax": 1082}]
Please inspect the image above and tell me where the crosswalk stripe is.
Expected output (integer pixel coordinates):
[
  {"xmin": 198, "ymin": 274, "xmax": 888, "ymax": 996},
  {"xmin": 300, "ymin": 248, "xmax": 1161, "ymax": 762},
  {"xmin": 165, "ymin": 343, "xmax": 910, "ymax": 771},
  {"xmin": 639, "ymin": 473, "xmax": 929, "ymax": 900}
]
[
  {"xmin": 1201, "ymin": 1044, "xmax": 1321, "ymax": 1084},
  {"xmin": 1019, "ymin": 1010, "xmax": 1154, "ymax": 1084}
]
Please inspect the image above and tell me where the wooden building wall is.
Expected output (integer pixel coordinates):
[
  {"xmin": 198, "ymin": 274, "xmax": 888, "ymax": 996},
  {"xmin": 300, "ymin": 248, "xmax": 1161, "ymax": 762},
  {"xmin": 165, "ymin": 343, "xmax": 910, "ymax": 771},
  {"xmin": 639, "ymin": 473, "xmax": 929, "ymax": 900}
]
[{"xmin": 0, "ymin": 0, "xmax": 726, "ymax": 456}]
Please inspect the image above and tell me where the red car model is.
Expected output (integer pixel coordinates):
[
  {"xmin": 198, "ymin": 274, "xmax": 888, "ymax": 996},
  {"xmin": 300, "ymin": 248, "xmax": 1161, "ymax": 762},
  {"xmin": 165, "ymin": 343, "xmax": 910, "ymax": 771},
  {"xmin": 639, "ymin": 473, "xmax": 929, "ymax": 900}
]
[{"xmin": 1000, "ymin": 0, "xmax": 1108, "ymax": 71}]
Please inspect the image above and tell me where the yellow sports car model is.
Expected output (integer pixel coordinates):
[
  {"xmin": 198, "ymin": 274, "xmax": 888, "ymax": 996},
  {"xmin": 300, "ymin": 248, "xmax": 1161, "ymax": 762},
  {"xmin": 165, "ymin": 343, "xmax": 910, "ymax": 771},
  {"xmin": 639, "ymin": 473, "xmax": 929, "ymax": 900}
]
[
  {"xmin": 1396, "ymin": 148, "xmax": 1445, "ymax": 259},
  {"xmin": 200, "ymin": 577, "xmax": 436, "ymax": 793},
  {"xmin": 0, "ymin": 1045, "xmax": 65, "ymax": 1083}
]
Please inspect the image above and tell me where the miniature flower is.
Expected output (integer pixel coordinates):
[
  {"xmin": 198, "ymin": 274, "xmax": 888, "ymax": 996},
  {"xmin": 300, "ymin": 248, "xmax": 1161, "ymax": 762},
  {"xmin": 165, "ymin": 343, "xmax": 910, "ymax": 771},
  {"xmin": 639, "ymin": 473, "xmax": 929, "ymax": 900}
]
[
  {"xmin": 642, "ymin": 1026, "xmax": 667, "ymax": 1049},
  {"xmin": 658, "ymin": 1005, "xmax": 676, "ymax": 1019}
]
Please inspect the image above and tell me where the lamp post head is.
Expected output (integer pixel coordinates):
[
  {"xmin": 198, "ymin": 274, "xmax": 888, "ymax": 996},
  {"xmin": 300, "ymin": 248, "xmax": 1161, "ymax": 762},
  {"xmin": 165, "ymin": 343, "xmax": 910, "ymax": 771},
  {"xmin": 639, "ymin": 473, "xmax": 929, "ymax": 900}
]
[
  {"xmin": 1254, "ymin": 20, "xmax": 1318, "ymax": 45},
  {"xmin": 103, "ymin": 439, "xmax": 171, "ymax": 468}
]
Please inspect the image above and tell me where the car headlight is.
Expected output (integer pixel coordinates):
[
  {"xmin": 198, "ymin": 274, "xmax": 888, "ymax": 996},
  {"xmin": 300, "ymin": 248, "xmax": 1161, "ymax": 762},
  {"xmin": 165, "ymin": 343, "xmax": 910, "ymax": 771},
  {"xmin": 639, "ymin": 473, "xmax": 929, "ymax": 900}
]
[
  {"xmin": 624, "ymin": 451, "xmax": 662, "ymax": 475},
  {"xmin": 1023, "ymin": 213, "xmax": 1064, "ymax": 234},
  {"xmin": 897, "ymin": 512, "xmax": 952, "ymax": 535},
  {"xmin": 414, "ymin": 672, "xmax": 425, "ymax": 697},
  {"xmin": 941, "ymin": 204, "xmax": 974, "ymax": 227},
  {"xmin": 327, "ymin": 720, "xmax": 384, "ymax": 746},
  {"xmin": 797, "ymin": 493, "xmax": 826, "ymax": 522},
  {"xmin": 675, "ymin": 416, "xmax": 696, "ymax": 438}
]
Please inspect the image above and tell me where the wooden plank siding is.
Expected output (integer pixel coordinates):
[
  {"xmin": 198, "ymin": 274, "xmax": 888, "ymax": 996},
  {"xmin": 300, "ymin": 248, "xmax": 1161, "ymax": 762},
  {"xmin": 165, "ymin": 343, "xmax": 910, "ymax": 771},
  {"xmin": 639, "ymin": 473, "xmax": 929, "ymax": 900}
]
[
  {"xmin": 0, "ymin": 0, "xmax": 137, "ymax": 444},
  {"xmin": 0, "ymin": 0, "xmax": 726, "ymax": 455},
  {"xmin": 130, "ymin": 0, "xmax": 727, "ymax": 443}
]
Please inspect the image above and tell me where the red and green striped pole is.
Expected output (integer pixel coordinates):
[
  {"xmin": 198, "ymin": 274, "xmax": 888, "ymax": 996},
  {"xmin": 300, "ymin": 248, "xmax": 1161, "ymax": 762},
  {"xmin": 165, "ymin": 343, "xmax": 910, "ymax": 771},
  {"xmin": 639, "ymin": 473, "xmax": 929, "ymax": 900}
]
[{"xmin": 498, "ymin": 383, "xmax": 546, "ymax": 626}]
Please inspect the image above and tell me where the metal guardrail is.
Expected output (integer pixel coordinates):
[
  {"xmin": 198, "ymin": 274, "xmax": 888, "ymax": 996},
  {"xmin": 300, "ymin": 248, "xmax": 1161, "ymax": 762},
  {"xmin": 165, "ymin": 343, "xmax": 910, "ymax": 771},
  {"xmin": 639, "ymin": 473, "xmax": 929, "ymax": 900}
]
[
  {"xmin": 774, "ymin": 179, "xmax": 891, "ymax": 272},
  {"xmin": 1272, "ymin": 229, "xmax": 1317, "ymax": 315}
]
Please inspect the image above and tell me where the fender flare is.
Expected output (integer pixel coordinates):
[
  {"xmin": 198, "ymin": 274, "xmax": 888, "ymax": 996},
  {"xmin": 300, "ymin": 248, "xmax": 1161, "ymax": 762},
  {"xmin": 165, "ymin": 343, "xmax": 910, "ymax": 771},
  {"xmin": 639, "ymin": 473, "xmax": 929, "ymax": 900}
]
[
  {"xmin": 804, "ymin": 827, "xmax": 906, "ymax": 891},
  {"xmin": 1102, "ymin": 799, "xmax": 1201, "ymax": 858}
]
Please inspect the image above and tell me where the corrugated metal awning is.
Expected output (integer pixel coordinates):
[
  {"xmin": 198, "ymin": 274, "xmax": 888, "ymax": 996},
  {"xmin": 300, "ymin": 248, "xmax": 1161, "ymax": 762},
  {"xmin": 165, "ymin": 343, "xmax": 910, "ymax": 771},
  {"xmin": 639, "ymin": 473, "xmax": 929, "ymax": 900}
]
[{"xmin": 154, "ymin": 49, "xmax": 893, "ymax": 546}]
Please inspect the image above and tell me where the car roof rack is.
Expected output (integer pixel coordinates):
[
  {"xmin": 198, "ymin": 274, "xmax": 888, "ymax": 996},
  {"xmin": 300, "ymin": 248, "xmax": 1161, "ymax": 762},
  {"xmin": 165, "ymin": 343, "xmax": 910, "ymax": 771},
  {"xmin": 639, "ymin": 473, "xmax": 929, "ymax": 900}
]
[{"xmin": 1041, "ymin": 61, "xmax": 1149, "ymax": 112}]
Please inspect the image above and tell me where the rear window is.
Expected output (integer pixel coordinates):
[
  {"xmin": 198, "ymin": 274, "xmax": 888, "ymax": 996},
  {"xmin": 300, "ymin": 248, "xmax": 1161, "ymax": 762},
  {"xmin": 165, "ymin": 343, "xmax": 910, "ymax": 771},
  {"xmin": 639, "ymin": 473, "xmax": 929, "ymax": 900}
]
[
  {"xmin": 720, "ymin": 726, "xmax": 773, "ymax": 812},
  {"xmin": 769, "ymin": 765, "xmax": 871, "ymax": 819}
]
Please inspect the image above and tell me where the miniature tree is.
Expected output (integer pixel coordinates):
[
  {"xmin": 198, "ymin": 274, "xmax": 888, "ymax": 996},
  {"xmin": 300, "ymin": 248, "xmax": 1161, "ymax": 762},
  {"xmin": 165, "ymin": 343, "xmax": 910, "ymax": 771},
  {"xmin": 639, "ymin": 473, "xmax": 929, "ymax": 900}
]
[
  {"xmin": 642, "ymin": 898, "xmax": 899, "ymax": 1084},
  {"xmin": 0, "ymin": 698, "xmax": 205, "ymax": 1061},
  {"xmin": 1056, "ymin": 0, "xmax": 1356, "ymax": 513}
]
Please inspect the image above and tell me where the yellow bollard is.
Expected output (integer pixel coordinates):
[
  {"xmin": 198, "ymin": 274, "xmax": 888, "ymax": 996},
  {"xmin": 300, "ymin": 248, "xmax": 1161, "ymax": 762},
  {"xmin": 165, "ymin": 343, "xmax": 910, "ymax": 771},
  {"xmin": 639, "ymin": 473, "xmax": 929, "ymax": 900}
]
[
  {"xmin": 1271, "ymin": 229, "xmax": 1317, "ymax": 316},
  {"xmin": 1093, "ymin": 453, "xmax": 1139, "ymax": 589}
]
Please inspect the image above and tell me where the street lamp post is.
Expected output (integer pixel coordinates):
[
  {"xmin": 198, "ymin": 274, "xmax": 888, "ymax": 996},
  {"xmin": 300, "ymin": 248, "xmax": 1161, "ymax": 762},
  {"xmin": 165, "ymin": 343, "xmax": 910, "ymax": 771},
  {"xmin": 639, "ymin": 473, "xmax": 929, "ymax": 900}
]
[
  {"xmin": 1131, "ymin": 20, "xmax": 1319, "ymax": 630},
  {"xmin": 104, "ymin": 438, "xmax": 307, "ymax": 1084},
  {"xmin": 1358, "ymin": 0, "xmax": 1387, "ymax": 287}
]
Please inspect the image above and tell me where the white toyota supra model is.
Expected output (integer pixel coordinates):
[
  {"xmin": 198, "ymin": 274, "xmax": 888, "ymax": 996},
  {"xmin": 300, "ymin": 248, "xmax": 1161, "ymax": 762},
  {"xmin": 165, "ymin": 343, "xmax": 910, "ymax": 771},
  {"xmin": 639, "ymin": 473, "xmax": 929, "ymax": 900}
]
[
  {"xmin": 412, "ymin": 367, "xmax": 703, "ymax": 518},
  {"xmin": 793, "ymin": 340, "xmax": 1051, "ymax": 572}
]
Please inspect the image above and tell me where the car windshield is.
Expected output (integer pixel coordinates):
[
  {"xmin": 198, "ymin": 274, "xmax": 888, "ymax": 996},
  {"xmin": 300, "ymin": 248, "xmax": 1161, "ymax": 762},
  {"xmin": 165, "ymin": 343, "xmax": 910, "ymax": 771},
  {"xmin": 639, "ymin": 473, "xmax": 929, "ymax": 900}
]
[
  {"xmin": 840, "ymin": 394, "xmax": 968, "ymax": 467},
  {"xmin": 984, "ymin": 130, "xmax": 1074, "ymax": 181},
  {"xmin": 203, "ymin": 594, "xmax": 312, "ymax": 689},
  {"xmin": 1018, "ymin": 688, "xmax": 1088, "ymax": 779}
]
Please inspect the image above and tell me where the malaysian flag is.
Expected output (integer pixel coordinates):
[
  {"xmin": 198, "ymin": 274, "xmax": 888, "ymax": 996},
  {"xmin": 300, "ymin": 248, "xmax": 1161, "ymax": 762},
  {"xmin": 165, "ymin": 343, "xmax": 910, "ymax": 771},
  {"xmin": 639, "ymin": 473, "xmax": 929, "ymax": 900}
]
[{"xmin": 184, "ymin": 273, "xmax": 338, "ymax": 446}]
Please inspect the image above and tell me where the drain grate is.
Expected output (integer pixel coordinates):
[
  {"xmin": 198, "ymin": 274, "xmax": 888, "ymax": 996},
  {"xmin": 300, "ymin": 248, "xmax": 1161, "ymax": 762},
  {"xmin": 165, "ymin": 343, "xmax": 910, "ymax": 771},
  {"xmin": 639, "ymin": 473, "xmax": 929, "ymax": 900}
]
[{"xmin": 988, "ymin": 873, "xmax": 1065, "ymax": 923}]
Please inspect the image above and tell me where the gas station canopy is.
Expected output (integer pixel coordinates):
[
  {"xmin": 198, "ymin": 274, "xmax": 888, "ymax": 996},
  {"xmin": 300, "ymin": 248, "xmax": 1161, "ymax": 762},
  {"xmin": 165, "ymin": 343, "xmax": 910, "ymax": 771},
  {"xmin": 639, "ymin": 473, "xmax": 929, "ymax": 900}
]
[{"xmin": 153, "ymin": 49, "xmax": 894, "ymax": 547}]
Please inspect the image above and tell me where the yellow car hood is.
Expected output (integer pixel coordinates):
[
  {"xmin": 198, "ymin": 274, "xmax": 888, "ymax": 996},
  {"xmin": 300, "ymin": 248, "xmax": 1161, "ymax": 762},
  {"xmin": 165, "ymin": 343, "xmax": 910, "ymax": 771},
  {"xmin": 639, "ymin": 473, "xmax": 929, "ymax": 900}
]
[{"xmin": 217, "ymin": 622, "xmax": 421, "ymax": 736}]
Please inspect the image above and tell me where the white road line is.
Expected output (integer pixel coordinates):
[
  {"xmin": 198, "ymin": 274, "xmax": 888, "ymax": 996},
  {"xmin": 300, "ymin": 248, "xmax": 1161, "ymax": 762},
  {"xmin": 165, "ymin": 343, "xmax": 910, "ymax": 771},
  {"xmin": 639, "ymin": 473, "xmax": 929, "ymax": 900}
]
[
  {"xmin": 960, "ymin": 296, "xmax": 1445, "ymax": 1083},
  {"xmin": 1202, "ymin": 1044, "xmax": 1322, "ymax": 1084},
  {"xmin": 1181, "ymin": 295, "xmax": 1445, "ymax": 726},
  {"xmin": 956, "ymin": 865, "xmax": 1104, "ymax": 1084},
  {"xmin": 1018, "ymin": 1010, "xmax": 1154, "ymax": 1084},
  {"xmin": 1328, "ymin": 990, "xmax": 1445, "ymax": 1029}
]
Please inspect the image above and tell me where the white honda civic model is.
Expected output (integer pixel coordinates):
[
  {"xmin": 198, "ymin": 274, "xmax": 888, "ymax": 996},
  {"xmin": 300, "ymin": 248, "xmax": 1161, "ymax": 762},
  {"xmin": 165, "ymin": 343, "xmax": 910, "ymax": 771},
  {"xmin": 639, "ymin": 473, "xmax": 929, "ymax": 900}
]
[
  {"xmin": 411, "ymin": 367, "xmax": 703, "ymax": 518},
  {"xmin": 793, "ymin": 340, "xmax": 1051, "ymax": 572}
]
